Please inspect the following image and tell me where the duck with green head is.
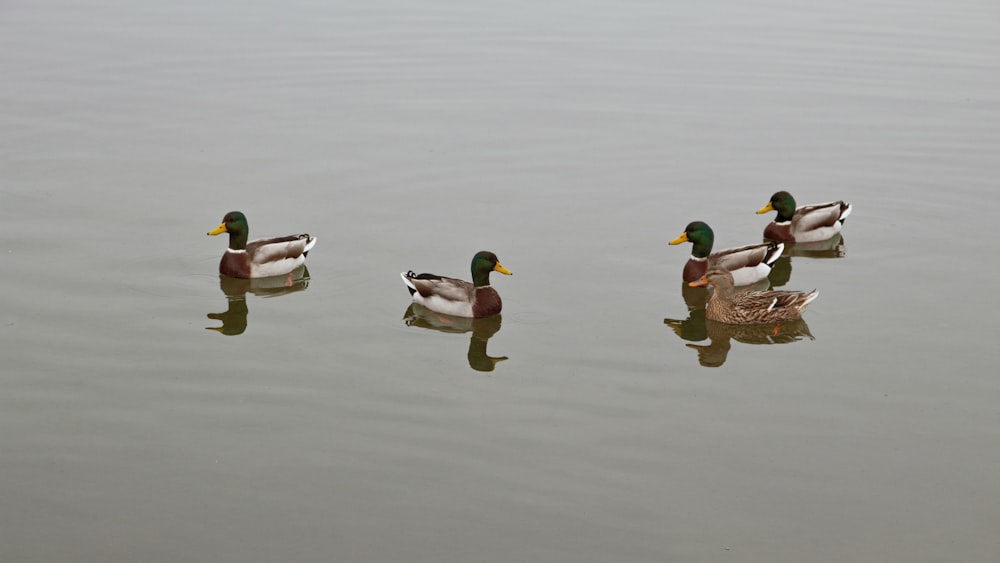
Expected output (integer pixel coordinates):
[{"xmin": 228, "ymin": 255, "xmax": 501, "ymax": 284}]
[
  {"xmin": 756, "ymin": 191, "xmax": 852, "ymax": 242},
  {"xmin": 669, "ymin": 221, "xmax": 783, "ymax": 286},
  {"xmin": 690, "ymin": 267, "xmax": 818, "ymax": 324},
  {"xmin": 207, "ymin": 211, "xmax": 316, "ymax": 278},
  {"xmin": 400, "ymin": 251, "xmax": 512, "ymax": 318}
]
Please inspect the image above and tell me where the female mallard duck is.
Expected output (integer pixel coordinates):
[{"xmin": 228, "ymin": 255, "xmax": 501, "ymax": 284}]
[
  {"xmin": 756, "ymin": 190, "xmax": 852, "ymax": 242},
  {"xmin": 669, "ymin": 221, "xmax": 784, "ymax": 286},
  {"xmin": 207, "ymin": 211, "xmax": 316, "ymax": 278},
  {"xmin": 689, "ymin": 267, "xmax": 818, "ymax": 324},
  {"xmin": 400, "ymin": 251, "xmax": 512, "ymax": 318}
]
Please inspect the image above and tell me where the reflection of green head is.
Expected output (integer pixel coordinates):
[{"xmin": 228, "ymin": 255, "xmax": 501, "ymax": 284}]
[
  {"xmin": 207, "ymin": 211, "xmax": 250, "ymax": 250},
  {"xmin": 206, "ymin": 298, "xmax": 249, "ymax": 336},
  {"xmin": 669, "ymin": 221, "xmax": 714, "ymax": 258},
  {"xmin": 468, "ymin": 315, "xmax": 508, "ymax": 372},
  {"xmin": 471, "ymin": 251, "xmax": 512, "ymax": 287},
  {"xmin": 467, "ymin": 335, "xmax": 508, "ymax": 372}
]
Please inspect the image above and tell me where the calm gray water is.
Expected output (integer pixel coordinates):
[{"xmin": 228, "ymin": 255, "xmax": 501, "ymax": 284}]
[{"xmin": 3, "ymin": 0, "xmax": 999, "ymax": 561}]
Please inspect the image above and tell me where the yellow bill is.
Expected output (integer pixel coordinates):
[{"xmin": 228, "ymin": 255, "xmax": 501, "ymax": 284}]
[{"xmin": 756, "ymin": 202, "xmax": 775, "ymax": 215}]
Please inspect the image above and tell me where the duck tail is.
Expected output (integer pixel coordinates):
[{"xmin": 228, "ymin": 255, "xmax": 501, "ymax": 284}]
[
  {"xmin": 764, "ymin": 242, "xmax": 784, "ymax": 267},
  {"xmin": 303, "ymin": 235, "xmax": 317, "ymax": 255},
  {"xmin": 801, "ymin": 289, "xmax": 819, "ymax": 308},
  {"xmin": 839, "ymin": 202, "xmax": 852, "ymax": 224},
  {"xmin": 400, "ymin": 271, "xmax": 417, "ymax": 295}
]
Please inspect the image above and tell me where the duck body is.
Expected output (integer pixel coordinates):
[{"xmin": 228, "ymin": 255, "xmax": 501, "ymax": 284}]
[
  {"xmin": 691, "ymin": 267, "xmax": 818, "ymax": 324},
  {"xmin": 401, "ymin": 273, "xmax": 501, "ymax": 318},
  {"xmin": 757, "ymin": 191, "xmax": 852, "ymax": 243},
  {"xmin": 218, "ymin": 234, "xmax": 316, "ymax": 278},
  {"xmin": 208, "ymin": 211, "xmax": 316, "ymax": 279},
  {"xmin": 401, "ymin": 251, "xmax": 512, "ymax": 318},
  {"xmin": 670, "ymin": 221, "xmax": 784, "ymax": 286}
]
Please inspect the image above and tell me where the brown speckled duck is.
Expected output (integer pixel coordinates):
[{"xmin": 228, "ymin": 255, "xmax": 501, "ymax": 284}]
[
  {"xmin": 756, "ymin": 191, "xmax": 852, "ymax": 242},
  {"xmin": 207, "ymin": 211, "xmax": 316, "ymax": 278},
  {"xmin": 669, "ymin": 221, "xmax": 783, "ymax": 286},
  {"xmin": 690, "ymin": 267, "xmax": 818, "ymax": 324},
  {"xmin": 400, "ymin": 251, "xmax": 512, "ymax": 318}
]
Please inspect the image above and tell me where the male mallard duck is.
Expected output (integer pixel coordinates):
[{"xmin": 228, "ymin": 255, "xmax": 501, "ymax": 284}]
[
  {"xmin": 207, "ymin": 211, "xmax": 316, "ymax": 278},
  {"xmin": 690, "ymin": 267, "xmax": 818, "ymax": 324},
  {"xmin": 669, "ymin": 221, "xmax": 784, "ymax": 286},
  {"xmin": 756, "ymin": 190, "xmax": 852, "ymax": 242},
  {"xmin": 400, "ymin": 251, "xmax": 512, "ymax": 318}
]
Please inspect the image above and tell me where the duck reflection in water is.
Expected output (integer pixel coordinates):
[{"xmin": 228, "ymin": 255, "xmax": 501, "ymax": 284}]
[
  {"xmin": 206, "ymin": 266, "xmax": 311, "ymax": 335},
  {"xmin": 666, "ymin": 281, "xmax": 814, "ymax": 367},
  {"xmin": 402, "ymin": 304, "xmax": 508, "ymax": 372},
  {"xmin": 768, "ymin": 234, "xmax": 847, "ymax": 287}
]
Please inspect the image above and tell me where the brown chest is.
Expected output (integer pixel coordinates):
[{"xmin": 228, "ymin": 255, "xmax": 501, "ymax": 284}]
[
  {"xmin": 220, "ymin": 251, "xmax": 251, "ymax": 278},
  {"xmin": 763, "ymin": 222, "xmax": 794, "ymax": 242},
  {"xmin": 472, "ymin": 287, "xmax": 503, "ymax": 318},
  {"xmin": 682, "ymin": 259, "xmax": 708, "ymax": 283}
]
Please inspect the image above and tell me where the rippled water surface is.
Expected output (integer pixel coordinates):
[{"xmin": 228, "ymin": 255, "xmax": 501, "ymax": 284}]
[{"xmin": 3, "ymin": 0, "xmax": 999, "ymax": 561}]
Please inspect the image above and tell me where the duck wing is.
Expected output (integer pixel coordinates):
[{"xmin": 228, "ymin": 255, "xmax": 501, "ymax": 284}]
[
  {"xmin": 761, "ymin": 289, "xmax": 818, "ymax": 312},
  {"xmin": 794, "ymin": 202, "xmax": 848, "ymax": 232},
  {"xmin": 405, "ymin": 273, "xmax": 476, "ymax": 302},
  {"xmin": 711, "ymin": 242, "xmax": 783, "ymax": 270},
  {"xmin": 247, "ymin": 235, "xmax": 315, "ymax": 264}
]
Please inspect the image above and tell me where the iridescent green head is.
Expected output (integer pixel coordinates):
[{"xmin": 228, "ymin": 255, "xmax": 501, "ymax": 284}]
[
  {"xmin": 471, "ymin": 251, "xmax": 512, "ymax": 287},
  {"xmin": 756, "ymin": 191, "xmax": 797, "ymax": 222},
  {"xmin": 207, "ymin": 211, "xmax": 250, "ymax": 250},
  {"xmin": 669, "ymin": 221, "xmax": 715, "ymax": 258}
]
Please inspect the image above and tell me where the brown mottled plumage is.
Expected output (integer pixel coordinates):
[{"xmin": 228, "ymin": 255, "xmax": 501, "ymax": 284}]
[{"xmin": 689, "ymin": 267, "xmax": 818, "ymax": 324}]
